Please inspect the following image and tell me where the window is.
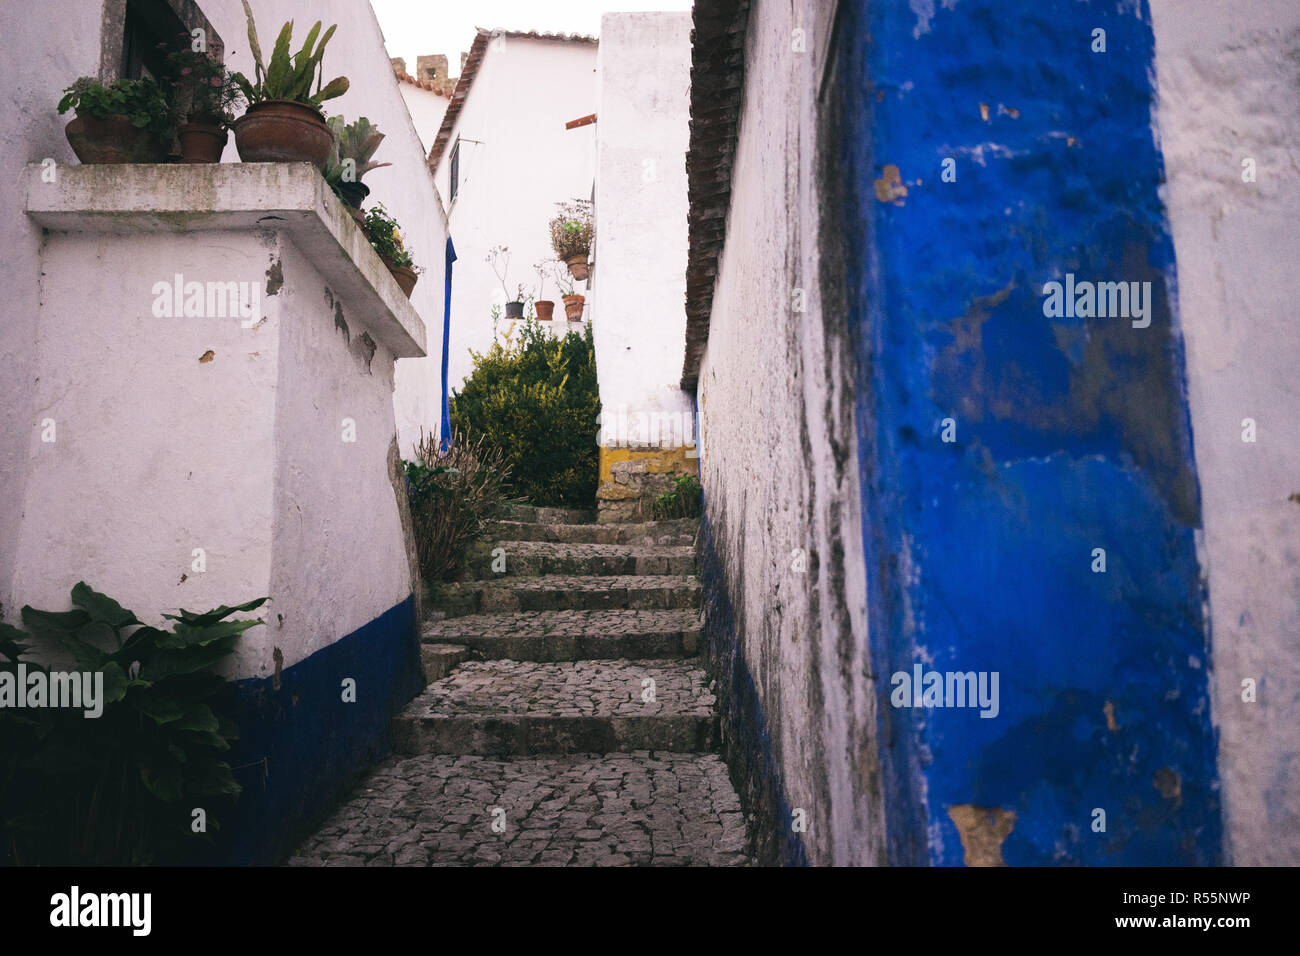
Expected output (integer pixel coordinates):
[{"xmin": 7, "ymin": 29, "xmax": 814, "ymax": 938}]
[
  {"xmin": 103, "ymin": 0, "xmax": 224, "ymax": 81},
  {"xmin": 449, "ymin": 138, "xmax": 460, "ymax": 204}
]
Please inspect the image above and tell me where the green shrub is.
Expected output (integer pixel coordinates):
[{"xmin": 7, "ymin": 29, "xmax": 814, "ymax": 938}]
[
  {"xmin": 405, "ymin": 429, "xmax": 512, "ymax": 582},
  {"xmin": 450, "ymin": 319, "xmax": 600, "ymax": 508},
  {"xmin": 0, "ymin": 584, "xmax": 265, "ymax": 865},
  {"xmin": 652, "ymin": 473, "xmax": 704, "ymax": 520}
]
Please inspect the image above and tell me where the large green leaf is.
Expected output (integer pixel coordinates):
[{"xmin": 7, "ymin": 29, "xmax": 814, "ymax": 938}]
[
  {"xmin": 0, "ymin": 622, "xmax": 30, "ymax": 661},
  {"xmin": 241, "ymin": 0, "xmax": 264, "ymax": 78},
  {"xmin": 162, "ymin": 597, "xmax": 268, "ymax": 629},
  {"xmin": 139, "ymin": 636, "xmax": 240, "ymax": 681},
  {"xmin": 176, "ymin": 703, "xmax": 218, "ymax": 734},
  {"xmin": 265, "ymin": 19, "xmax": 295, "ymax": 96},
  {"xmin": 157, "ymin": 616, "xmax": 263, "ymax": 650},
  {"xmin": 70, "ymin": 582, "xmax": 139, "ymax": 630},
  {"xmin": 20, "ymin": 606, "xmax": 90, "ymax": 636},
  {"xmin": 137, "ymin": 696, "xmax": 184, "ymax": 725},
  {"xmin": 100, "ymin": 661, "xmax": 128, "ymax": 705}
]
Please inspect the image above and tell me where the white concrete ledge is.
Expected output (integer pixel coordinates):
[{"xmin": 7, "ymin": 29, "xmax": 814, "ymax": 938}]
[{"xmin": 23, "ymin": 162, "xmax": 427, "ymax": 358}]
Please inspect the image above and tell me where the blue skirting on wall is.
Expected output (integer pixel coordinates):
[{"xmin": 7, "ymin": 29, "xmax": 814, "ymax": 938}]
[{"xmin": 213, "ymin": 595, "xmax": 422, "ymax": 865}]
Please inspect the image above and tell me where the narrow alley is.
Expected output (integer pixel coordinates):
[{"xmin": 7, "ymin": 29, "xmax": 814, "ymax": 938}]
[{"xmin": 289, "ymin": 503, "xmax": 752, "ymax": 866}]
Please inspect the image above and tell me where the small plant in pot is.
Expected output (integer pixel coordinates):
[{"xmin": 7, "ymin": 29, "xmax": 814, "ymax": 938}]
[
  {"xmin": 231, "ymin": 0, "xmax": 349, "ymax": 169},
  {"xmin": 324, "ymin": 115, "xmax": 392, "ymax": 226},
  {"xmin": 165, "ymin": 45, "xmax": 245, "ymax": 163},
  {"xmin": 365, "ymin": 203, "xmax": 422, "ymax": 298},
  {"xmin": 532, "ymin": 261, "xmax": 556, "ymax": 321},
  {"xmin": 487, "ymin": 246, "xmax": 525, "ymax": 318},
  {"xmin": 551, "ymin": 261, "xmax": 586, "ymax": 322},
  {"xmin": 57, "ymin": 76, "xmax": 172, "ymax": 164},
  {"xmin": 549, "ymin": 198, "xmax": 593, "ymax": 282}
]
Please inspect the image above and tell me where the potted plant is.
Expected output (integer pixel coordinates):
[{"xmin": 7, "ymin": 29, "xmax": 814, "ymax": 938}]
[
  {"xmin": 231, "ymin": 1, "xmax": 349, "ymax": 169},
  {"xmin": 551, "ymin": 261, "xmax": 585, "ymax": 322},
  {"xmin": 57, "ymin": 76, "xmax": 172, "ymax": 164},
  {"xmin": 487, "ymin": 246, "xmax": 526, "ymax": 317},
  {"xmin": 365, "ymin": 203, "xmax": 422, "ymax": 297},
  {"xmin": 532, "ymin": 261, "xmax": 555, "ymax": 321},
  {"xmin": 324, "ymin": 116, "xmax": 392, "ymax": 225},
  {"xmin": 165, "ymin": 45, "xmax": 244, "ymax": 163},
  {"xmin": 549, "ymin": 199, "xmax": 593, "ymax": 282}
]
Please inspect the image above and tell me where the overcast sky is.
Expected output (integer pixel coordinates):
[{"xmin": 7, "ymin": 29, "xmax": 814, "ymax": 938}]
[{"xmin": 371, "ymin": 0, "xmax": 692, "ymax": 73}]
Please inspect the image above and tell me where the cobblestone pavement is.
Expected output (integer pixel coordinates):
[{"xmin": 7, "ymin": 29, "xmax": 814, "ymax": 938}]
[
  {"xmin": 423, "ymin": 608, "xmax": 701, "ymax": 641},
  {"xmin": 289, "ymin": 508, "xmax": 754, "ymax": 867},
  {"xmin": 403, "ymin": 659, "xmax": 715, "ymax": 718},
  {"xmin": 288, "ymin": 753, "xmax": 750, "ymax": 867}
]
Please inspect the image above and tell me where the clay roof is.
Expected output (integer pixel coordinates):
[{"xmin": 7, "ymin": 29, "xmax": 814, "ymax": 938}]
[
  {"xmin": 680, "ymin": 0, "xmax": 751, "ymax": 391},
  {"xmin": 394, "ymin": 70, "xmax": 450, "ymax": 94},
  {"xmin": 427, "ymin": 27, "xmax": 598, "ymax": 171}
]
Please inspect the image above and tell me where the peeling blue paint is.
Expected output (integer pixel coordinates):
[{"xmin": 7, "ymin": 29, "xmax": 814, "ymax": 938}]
[{"xmin": 835, "ymin": 0, "xmax": 1219, "ymax": 864}]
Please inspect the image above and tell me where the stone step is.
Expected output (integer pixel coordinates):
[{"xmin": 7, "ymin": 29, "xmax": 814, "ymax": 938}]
[
  {"xmin": 391, "ymin": 659, "xmax": 718, "ymax": 756},
  {"xmin": 421, "ymin": 609, "xmax": 702, "ymax": 662},
  {"xmin": 485, "ymin": 518, "xmax": 698, "ymax": 545},
  {"xmin": 286, "ymin": 752, "xmax": 752, "ymax": 867},
  {"xmin": 496, "ymin": 502, "xmax": 597, "ymax": 525},
  {"xmin": 429, "ymin": 574, "xmax": 701, "ymax": 617},
  {"xmin": 421, "ymin": 643, "xmax": 471, "ymax": 682},
  {"xmin": 468, "ymin": 541, "xmax": 697, "ymax": 578}
]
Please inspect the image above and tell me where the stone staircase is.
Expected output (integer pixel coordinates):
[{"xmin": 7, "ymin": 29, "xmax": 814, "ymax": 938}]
[{"xmin": 288, "ymin": 502, "xmax": 753, "ymax": 867}]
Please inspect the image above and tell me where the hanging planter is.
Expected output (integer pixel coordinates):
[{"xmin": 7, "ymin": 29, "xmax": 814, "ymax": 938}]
[
  {"xmin": 534, "ymin": 300, "xmax": 556, "ymax": 321},
  {"xmin": 563, "ymin": 294, "xmax": 586, "ymax": 322},
  {"xmin": 550, "ymin": 198, "xmax": 594, "ymax": 284},
  {"xmin": 565, "ymin": 255, "xmax": 590, "ymax": 282},
  {"xmin": 230, "ymin": 9, "xmax": 349, "ymax": 169},
  {"xmin": 57, "ymin": 77, "xmax": 172, "ymax": 164}
]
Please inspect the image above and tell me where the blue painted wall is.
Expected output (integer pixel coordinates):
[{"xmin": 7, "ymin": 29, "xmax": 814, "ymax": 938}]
[
  {"xmin": 214, "ymin": 596, "xmax": 423, "ymax": 865},
  {"xmin": 834, "ymin": 0, "xmax": 1219, "ymax": 864}
]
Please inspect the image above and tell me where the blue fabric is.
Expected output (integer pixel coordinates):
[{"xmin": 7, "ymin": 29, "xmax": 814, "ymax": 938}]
[{"xmin": 439, "ymin": 237, "xmax": 457, "ymax": 453}]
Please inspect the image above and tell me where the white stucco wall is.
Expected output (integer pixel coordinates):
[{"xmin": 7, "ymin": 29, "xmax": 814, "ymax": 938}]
[
  {"xmin": 695, "ymin": 2, "xmax": 886, "ymax": 865},
  {"xmin": 592, "ymin": 13, "xmax": 693, "ymax": 443},
  {"xmin": 398, "ymin": 82, "xmax": 450, "ymax": 155},
  {"xmin": 1150, "ymin": 0, "xmax": 1300, "ymax": 866},
  {"xmin": 430, "ymin": 34, "xmax": 598, "ymax": 391},
  {"xmin": 0, "ymin": 0, "xmax": 444, "ymax": 671},
  {"xmin": 192, "ymin": 0, "xmax": 450, "ymax": 460},
  {"xmin": 0, "ymin": 0, "xmax": 105, "ymax": 627},
  {"xmin": 10, "ymin": 230, "xmax": 279, "ymax": 664}
]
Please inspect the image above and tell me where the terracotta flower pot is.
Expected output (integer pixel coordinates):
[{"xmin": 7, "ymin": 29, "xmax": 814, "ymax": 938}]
[
  {"xmin": 534, "ymin": 300, "xmax": 556, "ymax": 322},
  {"xmin": 381, "ymin": 254, "xmax": 418, "ymax": 298},
  {"xmin": 504, "ymin": 301, "xmax": 525, "ymax": 319},
  {"xmin": 232, "ymin": 100, "xmax": 333, "ymax": 168},
  {"xmin": 177, "ymin": 122, "xmax": 227, "ymax": 163},
  {"xmin": 566, "ymin": 254, "xmax": 590, "ymax": 282},
  {"xmin": 64, "ymin": 114, "xmax": 168, "ymax": 164},
  {"xmin": 390, "ymin": 266, "xmax": 418, "ymax": 298},
  {"xmin": 563, "ymin": 294, "xmax": 586, "ymax": 322}
]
